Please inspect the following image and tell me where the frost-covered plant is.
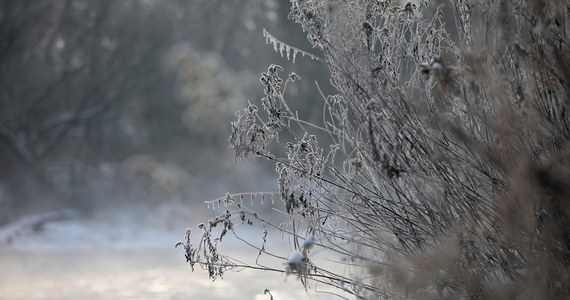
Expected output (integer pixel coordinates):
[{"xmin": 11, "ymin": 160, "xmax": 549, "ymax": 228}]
[{"xmin": 181, "ymin": 0, "xmax": 570, "ymax": 299}]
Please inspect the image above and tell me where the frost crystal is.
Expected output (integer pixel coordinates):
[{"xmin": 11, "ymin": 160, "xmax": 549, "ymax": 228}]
[{"xmin": 262, "ymin": 28, "xmax": 322, "ymax": 63}]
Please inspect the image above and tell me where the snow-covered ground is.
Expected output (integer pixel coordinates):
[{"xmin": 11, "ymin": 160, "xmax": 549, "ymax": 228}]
[
  {"xmin": 0, "ymin": 203, "xmax": 346, "ymax": 300},
  {"xmin": 0, "ymin": 204, "xmax": 189, "ymax": 252}
]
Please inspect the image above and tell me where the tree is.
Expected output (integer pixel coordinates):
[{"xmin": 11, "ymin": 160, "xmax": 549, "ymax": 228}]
[
  {"xmin": 181, "ymin": 0, "xmax": 570, "ymax": 299},
  {"xmin": 0, "ymin": 0, "xmax": 204, "ymax": 222},
  {"xmin": 0, "ymin": 0, "xmax": 299, "ymax": 223},
  {"xmin": 0, "ymin": 0, "xmax": 174, "ymax": 175}
]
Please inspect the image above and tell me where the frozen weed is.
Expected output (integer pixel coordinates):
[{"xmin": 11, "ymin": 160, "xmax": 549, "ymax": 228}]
[{"xmin": 181, "ymin": 0, "xmax": 570, "ymax": 298}]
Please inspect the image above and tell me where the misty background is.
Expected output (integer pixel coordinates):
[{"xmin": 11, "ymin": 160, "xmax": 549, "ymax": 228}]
[
  {"xmin": 0, "ymin": 1, "xmax": 333, "ymax": 299},
  {"xmin": 0, "ymin": 0, "xmax": 331, "ymax": 220}
]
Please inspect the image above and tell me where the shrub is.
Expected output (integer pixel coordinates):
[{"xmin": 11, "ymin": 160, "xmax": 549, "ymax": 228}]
[{"xmin": 179, "ymin": 1, "xmax": 570, "ymax": 298}]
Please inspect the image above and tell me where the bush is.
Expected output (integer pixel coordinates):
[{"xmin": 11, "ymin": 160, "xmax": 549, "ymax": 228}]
[{"xmin": 179, "ymin": 1, "xmax": 570, "ymax": 298}]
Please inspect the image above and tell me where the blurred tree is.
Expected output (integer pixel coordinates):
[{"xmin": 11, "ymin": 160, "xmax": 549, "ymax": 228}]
[
  {"xmin": 0, "ymin": 0, "xmax": 329, "ymax": 220},
  {"xmin": 0, "ymin": 0, "xmax": 190, "ymax": 217},
  {"xmin": 0, "ymin": 0, "xmax": 169, "ymax": 173}
]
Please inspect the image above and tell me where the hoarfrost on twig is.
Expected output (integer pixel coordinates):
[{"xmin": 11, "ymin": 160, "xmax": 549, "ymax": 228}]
[{"xmin": 263, "ymin": 29, "xmax": 322, "ymax": 63}]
